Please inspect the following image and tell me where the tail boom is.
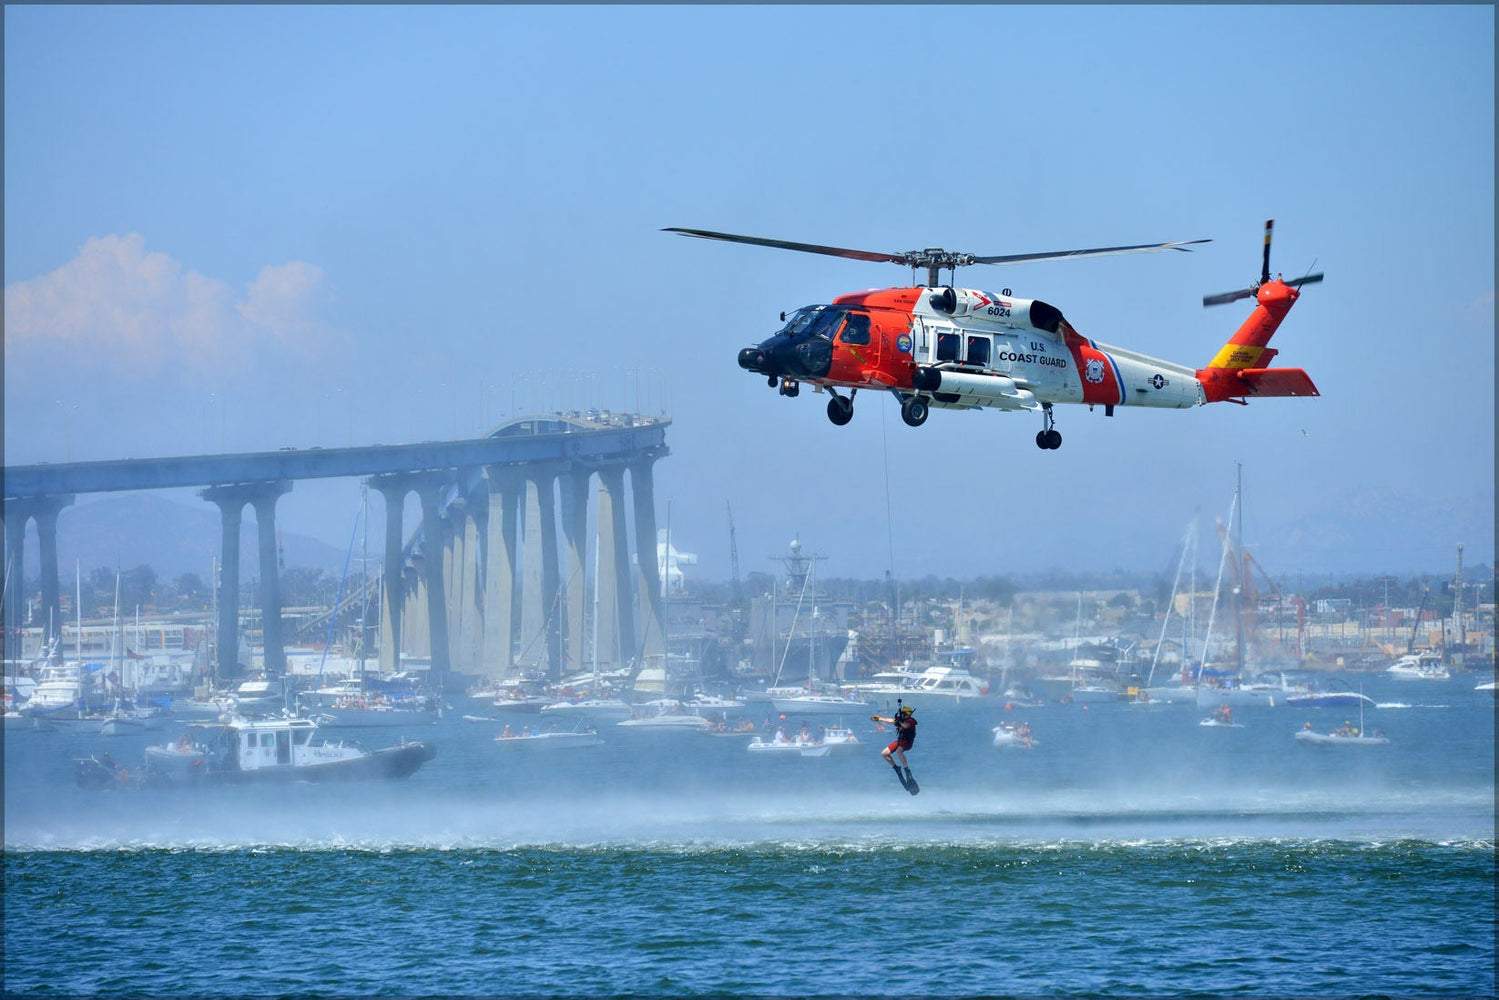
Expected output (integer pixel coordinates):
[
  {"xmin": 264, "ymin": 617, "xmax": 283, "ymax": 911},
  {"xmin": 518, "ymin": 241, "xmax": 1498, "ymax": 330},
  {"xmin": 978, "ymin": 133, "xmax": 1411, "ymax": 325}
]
[{"xmin": 1197, "ymin": 278, "xmax": 1318, "ymax": 403}]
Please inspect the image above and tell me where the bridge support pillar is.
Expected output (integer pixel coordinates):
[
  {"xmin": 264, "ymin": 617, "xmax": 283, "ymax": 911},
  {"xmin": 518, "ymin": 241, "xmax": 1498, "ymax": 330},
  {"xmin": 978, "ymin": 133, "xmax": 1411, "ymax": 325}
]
[
  {"xmin": 3, "ymin": 509, "xmax": 24, "ymax": 660},
  {"xmin": 517, "ymin": 466, "xmax": 563, "ymax": 678},
  {"xmin": 598, "ymin": 464, "xmax": 635, "ymax": 672},
  {"xmin": 1, "ymin": 495, "xmax": 74, "ymax": 659},
  {"xmin": 631, "ymin": 457, "xmax": 665, "ymax": 666},
  {"xmin": 203, "ymin": 482, "xmax": 290, "ymax": 679},
  {"xmin": 249, "ymin": 483, "xmax": 292, "ymax": 676},
  {"xmin": 559, "ymin": 466, "xmax": 592, "ymax": 682},
  {"xmin": 34, "ymin": 497, "xmax": 74, "ymax": 652},
  {"xmin": 483, "ymin": 466, "xmax": 521, "ymax": 677},
  {"xmin": 443, "ymin": 495, "xmax": 468, "ymax": 676},
  {"xmin": 416, "ymin": 479, "xmax": 452, "ymax": 691},
  {"xmin": 458, "ymin": 487, "xmax": 486, "ymax": 678},
  {"xmin": 371, "ymin": 475, "xmax": 422, "ymax": 673}
]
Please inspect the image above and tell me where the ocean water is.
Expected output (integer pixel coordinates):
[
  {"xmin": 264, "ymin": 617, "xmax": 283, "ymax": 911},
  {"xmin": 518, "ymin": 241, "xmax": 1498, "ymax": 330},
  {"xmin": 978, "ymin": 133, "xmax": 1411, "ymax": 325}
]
[{"xmin": 4, "ymin": 674, "xmax": 1494, "ymax": 996}]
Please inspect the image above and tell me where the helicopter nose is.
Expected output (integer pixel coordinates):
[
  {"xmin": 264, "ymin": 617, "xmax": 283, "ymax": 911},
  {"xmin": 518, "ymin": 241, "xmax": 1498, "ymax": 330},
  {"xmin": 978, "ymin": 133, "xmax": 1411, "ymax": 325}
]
[{"xmin": 738, "ymin": 346, "xmax": 772, "ymax": 374}]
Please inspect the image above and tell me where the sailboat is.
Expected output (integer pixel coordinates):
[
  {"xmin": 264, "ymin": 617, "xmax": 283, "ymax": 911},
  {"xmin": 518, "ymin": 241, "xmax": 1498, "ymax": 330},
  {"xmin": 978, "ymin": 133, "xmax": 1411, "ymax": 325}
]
[
  {"xmin": 1193, "ymin": 471, "xmax": 1292, "ymax": 709},
  {"xmin": 540, "ymin": 529, "xmax": 632, "ymax": 724},
  {"xmin": 1141, "ymin": 516, "xmax": 1202, "ymax": 704},
  {"xmin": 768, "ymin": 554, "xmax": 869, "ymax": 716}
]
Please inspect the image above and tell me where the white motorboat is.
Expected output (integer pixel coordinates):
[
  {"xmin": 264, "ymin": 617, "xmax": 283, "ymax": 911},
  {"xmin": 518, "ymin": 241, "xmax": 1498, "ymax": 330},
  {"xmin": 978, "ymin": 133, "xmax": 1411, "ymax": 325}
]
[
  {"xmin": 1195, "ymin": 677, "xmax": 1281, "ymax": 709},
  {"xmin": 904, "ymin": 665, "xmax": 991, "ymax": 706},
  {"xmin": 492, "ymin": 690, "xmax": 554, "ymax": 713},
  {"xmin": 170, "ymin": 694, "xmax": 237, "ymax": 720},
  {"xmin": 226, "ymin": 676, "xmax": 287, "ymax": 715},
  {"xmin": 23, "ymin": 662, "xmax": 103, "ymax": 718},
  {"xmin": 494, "ymin": 723, "xmax": 602, "ymax": 750},
  {"xmin": 484, "ymin": 675, "xmax": 555, "ymax": 713},
  {"xmin": 840, "ymin": 665, "xmax": 923, "ymax": 700},
  {"xmin": 539, "ymin": 698, "xmax": 635, "ymax": 723},
  {"xmin": 1386, "ymin": 652, "xmax": 1450, "ymax": 681},
  {"xmin": 1071, "ymin": 683, "xmax": 1121, "ymax": 704},
  {"xmin": 683, "ymin": 693, "xmax": 746, "ymax": 713},
  {"xmin": 771, "ymin": 692, "xmax": 871, "ymax": 715},
  {"xmin": 819, "ymin": 724, "xmax": 862, "ymax": 750},
  {"xmin": 99, "ymin": 702, "xmax": 171, "ymax": 735},
  {"xmin": 297, "ymin": 678, "xmax": 439, "ymax": 728},
  {"xmin": 991, "ymin": 722, "xmax": 1038, "ymax": 749},
  {"xmin": 616, "ymin": 708, "xmax": 711, "ymax": 731},
  {"xmin": 746, "ymin": 735, "xmax": 827, "ymax": 757}
]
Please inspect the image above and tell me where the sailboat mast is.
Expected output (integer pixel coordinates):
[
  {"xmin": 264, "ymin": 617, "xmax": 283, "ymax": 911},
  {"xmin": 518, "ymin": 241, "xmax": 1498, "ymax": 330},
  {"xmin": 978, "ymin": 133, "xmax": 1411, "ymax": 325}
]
[
  {"xmin": 112, "ymin": 568, "xmax": 122, "ymax": 699},
  {"xmin": 1234, "ymin": 462, "xmax": 1245, "ymax": 676}
]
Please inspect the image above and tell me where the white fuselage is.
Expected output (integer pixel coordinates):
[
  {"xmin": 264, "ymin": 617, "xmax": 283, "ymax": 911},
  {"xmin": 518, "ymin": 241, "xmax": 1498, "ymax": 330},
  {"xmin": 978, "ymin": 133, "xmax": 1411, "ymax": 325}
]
[{"xmin": 908, "ymin": 288, "xmax": 1203, "ymax": 412}]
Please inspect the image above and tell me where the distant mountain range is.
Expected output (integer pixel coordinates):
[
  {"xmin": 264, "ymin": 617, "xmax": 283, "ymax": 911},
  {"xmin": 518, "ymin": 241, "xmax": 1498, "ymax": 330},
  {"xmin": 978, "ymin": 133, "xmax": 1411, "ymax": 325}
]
[
  {"xmin": 34, "ymin": 493, "xmax": 356, "ymax": 581},
  {"xmin": 1253, "ymin": 487, "xmax": 1495, "ymax": 577}
]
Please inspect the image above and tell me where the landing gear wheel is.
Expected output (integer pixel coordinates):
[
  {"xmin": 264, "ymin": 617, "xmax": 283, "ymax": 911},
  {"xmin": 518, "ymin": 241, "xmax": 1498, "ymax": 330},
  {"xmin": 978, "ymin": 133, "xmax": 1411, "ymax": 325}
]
[
  {"xmin": 827, "ymin": 394, "xmax": 854, "ymax": 426},
  {"xmin": 1036, "ymin": 404, "xmax": 1061, "ymax": 449},
  {"xmin": 900, "ymin": 396, "xmax": 929, "ymax": 427}
]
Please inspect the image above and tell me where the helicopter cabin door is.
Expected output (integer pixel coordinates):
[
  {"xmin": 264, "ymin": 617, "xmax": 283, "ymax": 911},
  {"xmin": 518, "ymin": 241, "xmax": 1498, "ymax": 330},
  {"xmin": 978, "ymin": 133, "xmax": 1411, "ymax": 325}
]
[
  {"xmin": 830, "ymin": 310, "xmax": 878, "ymax": 383},
  {"xmin": 931, "ymin": 323, "xmax": 962, "ymax": 366}
]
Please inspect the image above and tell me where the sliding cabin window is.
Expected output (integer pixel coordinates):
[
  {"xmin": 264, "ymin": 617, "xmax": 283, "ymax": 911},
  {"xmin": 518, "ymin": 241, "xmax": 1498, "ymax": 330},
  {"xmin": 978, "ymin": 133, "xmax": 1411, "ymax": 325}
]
[
  {"xmin": 936, "ymin": 331, "xmax": 961, "ymax": 362},
  {"xmin": 966, "ymin": 335, "xmax": 991, "ymax": 367}
]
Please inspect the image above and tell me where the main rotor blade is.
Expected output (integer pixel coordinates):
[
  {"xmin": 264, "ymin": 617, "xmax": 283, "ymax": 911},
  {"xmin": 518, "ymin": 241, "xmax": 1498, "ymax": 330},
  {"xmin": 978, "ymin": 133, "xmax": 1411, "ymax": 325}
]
[
  {"xmin": 971, "ymin": 239, "xmax": 1211, "ymax": 266},
  {"xmin": 663, "ymin": 228, "xmax": 901, "ymax": 264}
]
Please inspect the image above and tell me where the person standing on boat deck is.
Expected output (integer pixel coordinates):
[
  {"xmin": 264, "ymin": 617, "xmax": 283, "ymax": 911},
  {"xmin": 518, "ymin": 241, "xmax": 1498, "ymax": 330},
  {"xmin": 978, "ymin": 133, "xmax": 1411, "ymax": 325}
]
[{"xmin": 871, "ymin": 704, "xmax": 917, "ymax": 771}]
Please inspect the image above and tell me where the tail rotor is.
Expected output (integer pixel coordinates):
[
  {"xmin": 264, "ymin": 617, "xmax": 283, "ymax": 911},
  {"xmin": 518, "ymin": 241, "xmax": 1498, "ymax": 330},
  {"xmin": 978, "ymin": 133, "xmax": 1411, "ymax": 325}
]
[{"xmin": 1204, "ymin": 219, "xmax": 1324, "ymax": 307}]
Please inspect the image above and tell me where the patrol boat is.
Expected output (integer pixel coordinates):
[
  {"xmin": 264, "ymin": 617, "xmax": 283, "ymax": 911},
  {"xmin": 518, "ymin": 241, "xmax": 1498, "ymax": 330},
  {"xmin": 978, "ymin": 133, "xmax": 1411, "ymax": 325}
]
[{"xmin": 140, "ymin": 715, "xmax": 435, "ymax": 785}]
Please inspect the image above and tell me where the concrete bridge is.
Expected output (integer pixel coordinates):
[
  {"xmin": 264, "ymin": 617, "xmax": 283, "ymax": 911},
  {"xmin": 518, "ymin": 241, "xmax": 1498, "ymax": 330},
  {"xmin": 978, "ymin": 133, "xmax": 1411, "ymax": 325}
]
[{"xmin": 3, "ymin": 413, "xmax": 670, "ymax": 691}]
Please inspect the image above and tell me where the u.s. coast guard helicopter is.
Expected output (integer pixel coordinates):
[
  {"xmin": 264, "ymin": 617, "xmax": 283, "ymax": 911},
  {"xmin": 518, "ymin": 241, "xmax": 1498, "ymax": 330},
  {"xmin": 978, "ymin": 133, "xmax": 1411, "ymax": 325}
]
[{"xmin": 666, "ymin": 220, "xmax": 1320, "ymax": 449}]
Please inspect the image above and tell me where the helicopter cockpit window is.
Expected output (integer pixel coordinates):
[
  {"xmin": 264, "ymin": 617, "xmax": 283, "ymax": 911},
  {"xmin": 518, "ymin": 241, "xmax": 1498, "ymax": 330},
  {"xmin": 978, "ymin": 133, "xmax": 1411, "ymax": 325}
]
[
  {"xmin": 838, "ymin": 312, "xmax": 871, "ymax": 346},
  {"xmin": 966, "ymin": 335, "xmax": 991, "ymax": 367},
  {"xmin": 779, "ymin": 306, "xmax": 850, "ymax": 343},
  {"xmin": 936, "ymin": 331, "xmax": 962, "ymax": 362},
  {"xmin": 778, "ymin": 306, "xmax": 827, "ymax": 337}
]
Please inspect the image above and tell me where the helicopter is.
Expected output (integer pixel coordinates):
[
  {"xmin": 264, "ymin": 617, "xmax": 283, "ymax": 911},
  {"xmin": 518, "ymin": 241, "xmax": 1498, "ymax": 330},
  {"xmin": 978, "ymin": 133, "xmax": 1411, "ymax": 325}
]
[{"xmin": 666, "ymin": 220, "xmax": 1321, "ymax": 449}]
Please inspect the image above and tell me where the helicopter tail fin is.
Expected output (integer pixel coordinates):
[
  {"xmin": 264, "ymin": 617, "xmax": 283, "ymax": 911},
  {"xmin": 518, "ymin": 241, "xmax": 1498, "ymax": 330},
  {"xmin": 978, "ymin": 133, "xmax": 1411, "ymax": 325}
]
[
  {"xmin": 1196, "ymin": 279, "xmax": 1319, "ymax": 403},
  {"xmin": 1197, "ymin": 220, "xmax": 1321, "ymax": 404}
]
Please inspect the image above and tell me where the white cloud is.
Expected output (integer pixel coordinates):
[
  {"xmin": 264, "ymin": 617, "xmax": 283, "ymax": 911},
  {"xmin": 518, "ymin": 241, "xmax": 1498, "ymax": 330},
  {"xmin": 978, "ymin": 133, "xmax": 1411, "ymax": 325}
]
[{"xmin": 3, "ymin": 234, "xmax": 343, "ymax": 374}]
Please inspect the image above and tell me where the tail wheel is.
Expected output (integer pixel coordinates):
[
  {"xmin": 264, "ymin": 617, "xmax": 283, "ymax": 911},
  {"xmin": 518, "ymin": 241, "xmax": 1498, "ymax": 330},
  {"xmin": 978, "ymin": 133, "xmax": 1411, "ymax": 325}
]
[
  {"xmin": 826, "ymin": 395, "xmax": 854, "ymax": 426},
  {"xmin": 900, "ymin": 396, "xmax": 929, "ymax": 427}
]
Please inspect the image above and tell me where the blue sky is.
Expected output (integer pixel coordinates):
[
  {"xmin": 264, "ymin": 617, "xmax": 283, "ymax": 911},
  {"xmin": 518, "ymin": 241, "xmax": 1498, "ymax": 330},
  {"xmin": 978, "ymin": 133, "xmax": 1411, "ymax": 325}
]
[{"xmin": 5, "ymin": 6, "xmax": 1494, "ymax": 583}]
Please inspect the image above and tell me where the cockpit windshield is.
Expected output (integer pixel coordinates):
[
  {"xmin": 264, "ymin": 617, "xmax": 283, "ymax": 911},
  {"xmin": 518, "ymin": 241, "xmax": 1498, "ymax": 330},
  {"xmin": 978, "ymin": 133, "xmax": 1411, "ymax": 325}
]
[{"xmin": 777, "ymin": 305, "xmax": 846, "ymax": 340}]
